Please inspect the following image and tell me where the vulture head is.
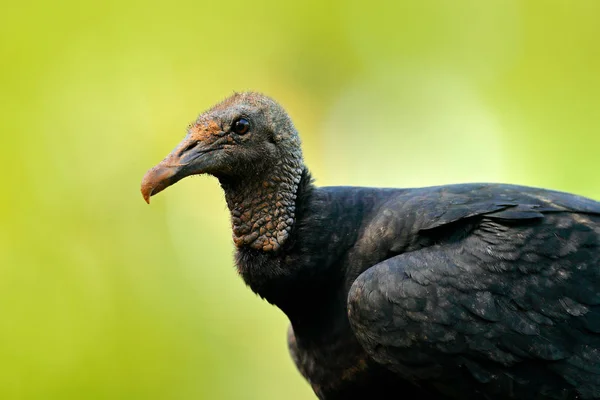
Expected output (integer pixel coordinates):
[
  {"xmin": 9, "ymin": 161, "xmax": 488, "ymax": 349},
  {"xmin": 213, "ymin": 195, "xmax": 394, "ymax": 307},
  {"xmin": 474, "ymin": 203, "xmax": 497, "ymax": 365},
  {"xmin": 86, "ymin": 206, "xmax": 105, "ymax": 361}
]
[{"xmin": 141, "ymin": 92, "xmax": 305, "ymax": 251}]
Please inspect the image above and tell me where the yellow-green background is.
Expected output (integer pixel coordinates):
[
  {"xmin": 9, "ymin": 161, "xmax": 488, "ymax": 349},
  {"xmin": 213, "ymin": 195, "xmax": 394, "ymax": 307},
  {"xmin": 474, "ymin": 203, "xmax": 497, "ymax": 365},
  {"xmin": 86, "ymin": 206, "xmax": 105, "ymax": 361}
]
[{"xmin": 2, "ymin": 1, "xmax": 599, "ymax": 399}]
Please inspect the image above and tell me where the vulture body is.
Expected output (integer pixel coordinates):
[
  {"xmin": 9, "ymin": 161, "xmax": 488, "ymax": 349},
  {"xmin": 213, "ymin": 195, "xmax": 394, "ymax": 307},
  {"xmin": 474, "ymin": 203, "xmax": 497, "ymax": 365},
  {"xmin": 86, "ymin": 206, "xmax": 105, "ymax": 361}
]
[{"xmin": 141, "ymin": 92, "xmax": 600, "ymax": 399}]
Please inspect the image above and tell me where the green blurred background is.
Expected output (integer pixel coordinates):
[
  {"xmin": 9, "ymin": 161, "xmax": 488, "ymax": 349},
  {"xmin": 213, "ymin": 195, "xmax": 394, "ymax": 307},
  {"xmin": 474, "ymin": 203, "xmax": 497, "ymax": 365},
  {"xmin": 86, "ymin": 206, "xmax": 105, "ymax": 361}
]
[{"xmin": 1, "ymin": 0, "xmax": 599, "ymax": 399}]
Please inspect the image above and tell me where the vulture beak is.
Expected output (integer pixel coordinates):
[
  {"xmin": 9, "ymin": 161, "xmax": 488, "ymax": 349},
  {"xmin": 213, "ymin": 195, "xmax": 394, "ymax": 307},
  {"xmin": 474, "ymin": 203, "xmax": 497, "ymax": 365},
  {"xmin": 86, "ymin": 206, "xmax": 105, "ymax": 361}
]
[{"xmin": 141, "ymin": 134, "xmax": 213, "ymax": 204}]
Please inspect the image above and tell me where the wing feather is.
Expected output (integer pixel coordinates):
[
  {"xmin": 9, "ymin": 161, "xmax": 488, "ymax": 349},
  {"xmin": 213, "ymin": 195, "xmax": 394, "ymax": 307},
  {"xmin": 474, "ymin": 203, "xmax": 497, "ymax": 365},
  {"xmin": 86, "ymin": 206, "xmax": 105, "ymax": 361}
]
[{"xmin": 348, "ymin": 211, "xmax": 600, "ymax": 399}]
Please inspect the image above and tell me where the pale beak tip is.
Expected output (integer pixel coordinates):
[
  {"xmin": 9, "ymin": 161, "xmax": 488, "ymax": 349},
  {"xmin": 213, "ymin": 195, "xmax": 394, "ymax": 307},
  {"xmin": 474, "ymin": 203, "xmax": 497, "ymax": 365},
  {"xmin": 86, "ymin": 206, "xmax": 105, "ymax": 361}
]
[{"xmin": 141, "ymin": 183, "xmax": 153, "ymax": 204}]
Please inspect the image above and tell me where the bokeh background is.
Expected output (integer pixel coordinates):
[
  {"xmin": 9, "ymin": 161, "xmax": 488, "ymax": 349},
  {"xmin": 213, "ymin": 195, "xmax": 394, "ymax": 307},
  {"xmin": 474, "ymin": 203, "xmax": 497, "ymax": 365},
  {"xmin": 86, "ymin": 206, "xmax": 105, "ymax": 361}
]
[{"xmin": 2, "ymin": 0, "xmax": 600, "ymax": 399}]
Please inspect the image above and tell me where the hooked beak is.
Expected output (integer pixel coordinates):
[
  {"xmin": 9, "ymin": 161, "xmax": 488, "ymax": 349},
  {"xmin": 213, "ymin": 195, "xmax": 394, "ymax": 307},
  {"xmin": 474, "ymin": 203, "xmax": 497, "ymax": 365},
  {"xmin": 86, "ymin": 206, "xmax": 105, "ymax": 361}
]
[{"xmin": 140, "ymin": 135, "xmax": 214, "ymax": 204}]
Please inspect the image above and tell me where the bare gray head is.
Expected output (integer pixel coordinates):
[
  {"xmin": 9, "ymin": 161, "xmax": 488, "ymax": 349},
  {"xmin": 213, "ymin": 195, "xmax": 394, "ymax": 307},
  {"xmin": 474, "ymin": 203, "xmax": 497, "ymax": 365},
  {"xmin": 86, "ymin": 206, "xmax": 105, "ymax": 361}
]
[{"xmin": 141, "ymin": 92, "xmax": 305, "ymax": 251}]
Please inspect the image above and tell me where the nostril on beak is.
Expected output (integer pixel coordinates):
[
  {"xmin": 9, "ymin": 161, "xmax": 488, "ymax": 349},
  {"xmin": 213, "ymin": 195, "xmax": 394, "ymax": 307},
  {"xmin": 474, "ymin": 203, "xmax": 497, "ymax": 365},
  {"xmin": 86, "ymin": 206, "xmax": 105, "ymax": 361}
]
[{"xmin": 179, "ymin": 141, "xmax": 199, "ymax": 156}]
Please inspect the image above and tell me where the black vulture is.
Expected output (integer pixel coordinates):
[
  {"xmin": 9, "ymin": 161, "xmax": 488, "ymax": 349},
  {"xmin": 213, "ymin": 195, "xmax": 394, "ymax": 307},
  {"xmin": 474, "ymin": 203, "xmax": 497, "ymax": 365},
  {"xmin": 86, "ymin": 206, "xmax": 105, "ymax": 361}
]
[{"xmin": 141, "ymin": 92, "xmax": 600, "ymax": 400}]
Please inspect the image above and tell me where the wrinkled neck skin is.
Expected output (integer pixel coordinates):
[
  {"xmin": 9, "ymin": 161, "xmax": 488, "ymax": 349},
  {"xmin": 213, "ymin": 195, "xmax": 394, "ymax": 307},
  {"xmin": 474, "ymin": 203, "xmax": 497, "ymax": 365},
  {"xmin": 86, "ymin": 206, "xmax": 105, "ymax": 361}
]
[{"xmin": 220, "ymin": 154, "xmax": 304, "ymax": 252}]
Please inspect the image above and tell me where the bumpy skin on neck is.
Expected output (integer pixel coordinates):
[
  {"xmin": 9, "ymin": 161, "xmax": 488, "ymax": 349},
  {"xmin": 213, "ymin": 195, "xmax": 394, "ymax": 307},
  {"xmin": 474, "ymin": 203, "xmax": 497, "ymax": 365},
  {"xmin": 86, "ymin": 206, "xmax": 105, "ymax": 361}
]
[
  {"xmin": 222, "ymin": 155, "xmax": 304, "ymax": 251},
  {"xmin": 217, "ymin": 97, "xmax": 305, "ymax": 252}
]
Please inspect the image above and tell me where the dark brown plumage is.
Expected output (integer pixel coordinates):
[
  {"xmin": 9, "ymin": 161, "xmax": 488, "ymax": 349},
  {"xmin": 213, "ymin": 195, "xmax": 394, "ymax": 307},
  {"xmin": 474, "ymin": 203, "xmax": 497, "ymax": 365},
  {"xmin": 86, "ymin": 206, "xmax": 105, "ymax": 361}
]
[{"xmin": 141, "ymin": 92, "xmax": 600, "ymax": 399}]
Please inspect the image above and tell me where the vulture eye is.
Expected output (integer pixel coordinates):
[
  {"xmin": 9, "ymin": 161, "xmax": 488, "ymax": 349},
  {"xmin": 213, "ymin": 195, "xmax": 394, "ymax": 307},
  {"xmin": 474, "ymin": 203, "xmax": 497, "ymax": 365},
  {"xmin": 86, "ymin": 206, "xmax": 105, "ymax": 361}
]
[{"xmin": 232, "ymin": 118, "xmax": 250, "ymax": 135}]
